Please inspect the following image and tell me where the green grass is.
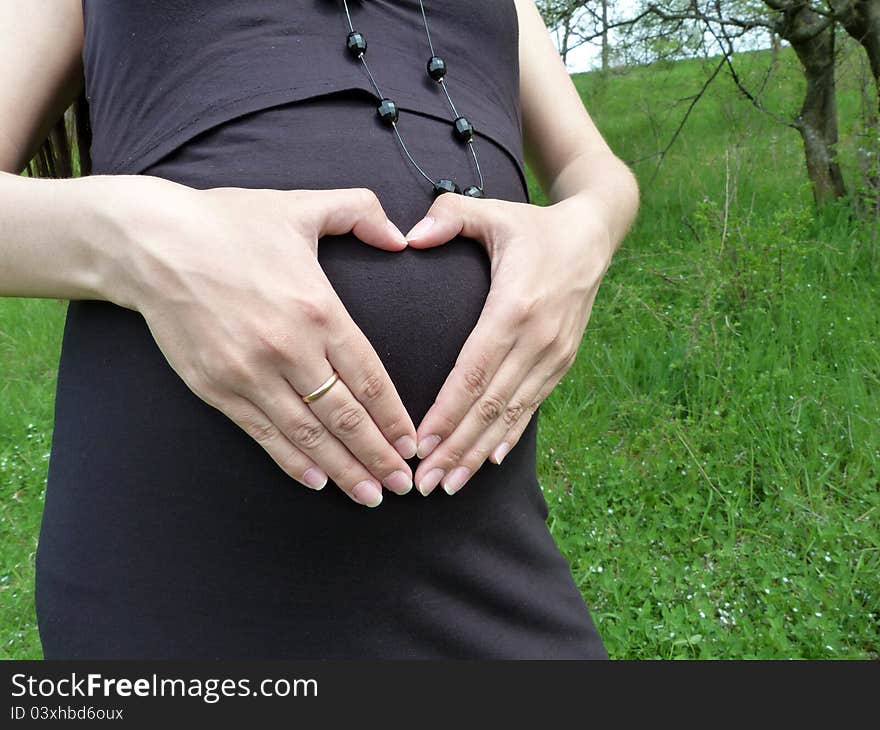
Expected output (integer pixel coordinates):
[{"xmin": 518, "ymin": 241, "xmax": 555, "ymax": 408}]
[
  {"xmin": 2, "ymin": 45, "xmax": 878, "ymax": 659},
  {"xmin": 1, "ymin": 298, "xmax": 65, "ymax": 659},
  {"xmin": 530, "ymin": 45, "xmax": 879, "ymax": 658}
]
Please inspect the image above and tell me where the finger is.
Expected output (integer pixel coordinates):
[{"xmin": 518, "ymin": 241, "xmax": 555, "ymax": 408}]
[
  {"xmin": 278, "ymin": 316, "xmax": 415, "ymax": 474},
  {"xmin": 326, "ymin": 325, "xmax": 418, "ymax": 460},
  {"xmin": 238, "ymin": 377, "xmax": 392, "ymax": 508},
  {"xmin": 404, "ymin": 192, "xmax": 510, "ymax": 249},
  {"xmin": 296, "ymin": 365, "xmax": 414, "ymax": 496},
  {"xmin": 300, "ymin": 187, "xmax": 409, "ymax": 251},
  {"xmin": 218, "ymin": 394, "xmax": 329, "ymax": 491},
  {"xmin": 491, "ymin": 401, "xmax": 539, "ymax": 466},
  {"xmin": 413, "ymin": 348, "xmax": 536, "ymax": 495},
  {"xmin": 414, "ymin": 288, "xmax": 515, "ymax": 459},
  {"xmin": 438, "ymin": 365, "xmax": 555, "ymax": 496},
  {"xmin": 268, "ymin": 284, "xmax": 416, "ymax": 460},
  {"xmin": 490, "ymin": 356, "xmax": 573, "ymax": 466}
]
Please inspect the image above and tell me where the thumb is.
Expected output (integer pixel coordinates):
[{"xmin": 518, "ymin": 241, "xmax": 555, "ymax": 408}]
[
  {"xmin": 404, "ymin": 191, "xmax": 502, "ymax": 249},
  {"xmin": 302, "ymin": 187, "xmax": 409, "ymax": 251}
]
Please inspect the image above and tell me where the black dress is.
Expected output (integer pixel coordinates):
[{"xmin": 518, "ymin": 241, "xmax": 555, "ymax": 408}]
[{"xmin": 34, "ymin": 0, "xmax": 608, "ymax": 659}]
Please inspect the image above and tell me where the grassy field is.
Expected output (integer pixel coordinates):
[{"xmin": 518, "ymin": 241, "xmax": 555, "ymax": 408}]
[{"xmin": 2, "ymin": 45, "xmax": 878, "ymax": 659}]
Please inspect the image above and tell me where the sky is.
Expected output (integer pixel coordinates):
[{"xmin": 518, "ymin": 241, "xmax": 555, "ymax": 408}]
[
  {"xmin": 550, "ymin": 2, "xmax": 774, "ymax": 73},
  {"xmin": 547, "ymin": 0, "xmax": 639, "ymax": 73},
  {"xmin": 564, "ymin": 40, "xmax": 600, "ymax": 73}
]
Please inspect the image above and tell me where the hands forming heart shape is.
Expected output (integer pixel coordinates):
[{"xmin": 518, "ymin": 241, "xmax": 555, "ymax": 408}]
[{"xmin": 117, "ymin": 176, "xmax": 613, "ymax": 508}]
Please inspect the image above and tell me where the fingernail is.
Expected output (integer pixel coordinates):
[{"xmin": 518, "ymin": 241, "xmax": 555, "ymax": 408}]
[
  {"xmin": 383, "ymin": 469, "xmax": 413, "ymax": 495},
  {"xmin": 394, "ymin": 435, "xmax": 417, "ymax": 459},
  {"xmin": 386, "ymin": 218, "xmax": 408, "ymax": 247},
  {"xmin": 492, "ymin": 441, "xmax": 511, "ymax": 465},
  {"xmin": 417, "ymin": 468, "xmax": 445, "ymax": 496},
  {"xmin": 303, "ymin": 467, "xmax": 328, "ymax": 490},
  {"xmin": 352, "ymin": 480, "xmax": 383, "ymax": 507},
  {"xmin": 405, "ymin": 215, "xmax": 435, "ymax": 241},
  {"xmin": 442, "ymin": 466, "xmax": 471, "ymax": 495},
  {"xmin": 416, "ymin": 434, "xmax": 442, "ymax": 459}
]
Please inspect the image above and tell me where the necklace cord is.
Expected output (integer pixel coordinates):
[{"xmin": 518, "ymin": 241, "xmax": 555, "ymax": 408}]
[{"xmin": 340, "ymin": 0, "xmax": 485, "ymax": 195}]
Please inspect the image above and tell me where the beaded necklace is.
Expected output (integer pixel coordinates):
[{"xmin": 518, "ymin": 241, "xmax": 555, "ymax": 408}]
[{"xmin": 341, "ymin": 0, "xmax": 486, "ymax": 198}]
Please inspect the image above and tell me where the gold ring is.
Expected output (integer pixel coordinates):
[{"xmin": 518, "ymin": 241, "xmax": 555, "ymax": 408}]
[{"xmin": 302, "ymin": 370, "xmax": 340, "ymax": 403}]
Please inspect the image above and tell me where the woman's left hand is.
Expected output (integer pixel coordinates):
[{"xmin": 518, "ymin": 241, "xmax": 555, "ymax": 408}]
[{"xmin": 404, "ymin": 191, "xmax": 615, "ymax": 496}]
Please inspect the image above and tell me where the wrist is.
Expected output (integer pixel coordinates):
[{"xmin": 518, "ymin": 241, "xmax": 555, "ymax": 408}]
[
  {"xmin": 549, "ymin": 191, "xmax": 616, "ymax": 269},
  {"xmin": 64, "ymin": 175, "xmax": 131, "ymax": 308},
  {"xmin": 75, "ymin": 174, "xmax": 183, "ymax": 311},
  {"xmin": 548, "ymin": 157, "xmax": 640, "ymax": 260}
]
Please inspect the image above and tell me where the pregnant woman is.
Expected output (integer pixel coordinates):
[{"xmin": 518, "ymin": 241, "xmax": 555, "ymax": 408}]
[{"xmin": 0, "ymin": 0, "xmax": 639, "ymax": 659}]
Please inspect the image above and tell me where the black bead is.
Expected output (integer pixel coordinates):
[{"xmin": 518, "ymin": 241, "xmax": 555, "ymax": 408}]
[
  {"xmin": 463, "ymin": 185, "xmax": 484, "ymax": 198},
  {"xmin": 453, "ymin": 116, "xmax": 475, "ymax": 143},
  {"xmin": 433, "ymin": 179, "xmax": 461, "ymax": 196},
  {"xmin": 346, "ymin": 31, "xmax": 367, "ymax": 58},
  {"xmin": 377, "ymin": 98, "xmax": 399, "ymax": 124},
  {"xmin": 427, "ymin": 56, "xmax": 447, "ymax": 81}
]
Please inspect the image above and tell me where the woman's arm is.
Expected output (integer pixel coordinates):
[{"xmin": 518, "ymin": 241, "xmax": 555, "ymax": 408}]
[
  {"xmin": 514, "ymin": 0, "xmax": 639, "ymax": 249},
  {"xmin": 0, "ymin": 0, "xmax": 83, "ymax": 172},
  {"xmin": 0, "ymin": 172, "xmax": 120, "ymax": 301},
  {"xmin": 0, "ymin": 0, "xmax": 108, "ymax": 300},
  {"xmin": 0, "ymin": 1, "xmax": 420, "ymax": 507},
  {"xmin": 404, "ymin": 0, "xmax": 640, "ymax": 495}
]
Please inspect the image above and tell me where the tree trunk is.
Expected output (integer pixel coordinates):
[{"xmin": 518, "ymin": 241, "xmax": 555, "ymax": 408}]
[
  {"xmin": 834, "ymin": 0, "xmax": 880, "ymax": 209},
  {"xmin": 779, "ymin": 7, "xmax": 848, "ymax": 204},
  {"xmin": 601, "ymin": 0, "xmax": 610, "ymax": 71},
  {"xmin": 770, "ymin": 31, "xmax": 781, "ymax": 66},
  {"xmin": 561, "ymin": 15, "xmax": 571, "ymax": 66}
]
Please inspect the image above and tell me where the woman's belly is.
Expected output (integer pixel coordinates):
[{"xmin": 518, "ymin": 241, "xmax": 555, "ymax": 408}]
[{"xmin": 36, "ymin": 92, "xmax": 572, "ymax": 658}]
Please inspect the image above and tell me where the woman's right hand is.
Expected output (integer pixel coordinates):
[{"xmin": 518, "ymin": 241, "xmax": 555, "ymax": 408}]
[{"xmin": 95, "ymin": 175, "xmax": 417, "ymax": 508}]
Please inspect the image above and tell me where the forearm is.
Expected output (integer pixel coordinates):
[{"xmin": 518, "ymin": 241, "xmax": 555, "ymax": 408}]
[
  {"xmin": 545, "ymin": 148, "xmax": 640, "ymax": 255},
  {"xmin": 0, "ymin": 171, "xmax": 129, "ymax": 305}
]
